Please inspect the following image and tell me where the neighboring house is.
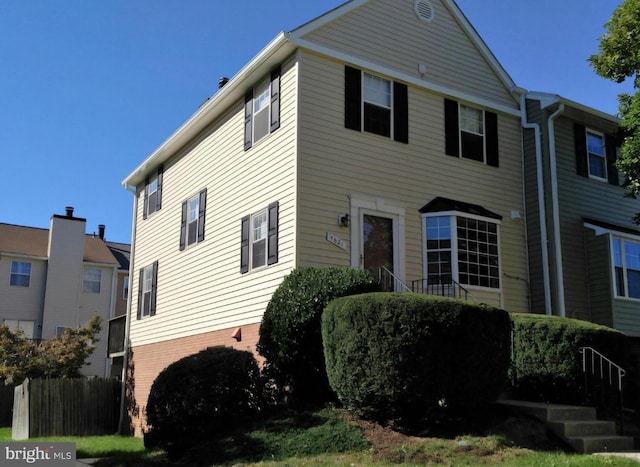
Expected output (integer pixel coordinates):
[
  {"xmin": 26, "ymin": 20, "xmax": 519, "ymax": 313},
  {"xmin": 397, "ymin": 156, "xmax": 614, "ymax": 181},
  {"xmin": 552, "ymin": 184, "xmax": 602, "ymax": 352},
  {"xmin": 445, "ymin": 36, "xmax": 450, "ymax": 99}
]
[
  {"xmin": 105, "ymin": 239, "xmax": 131, "ymax": 379},
  {"xmin": 522, "ymin": 92, "xmax": 640, "ymax": 342},
  {"xmin": 0, "ymin": 207, "xmax": 129, "ymax": 378},
  {"xmin": 122, "ymin": 0, "xmax": 530, "ymax": 434}
]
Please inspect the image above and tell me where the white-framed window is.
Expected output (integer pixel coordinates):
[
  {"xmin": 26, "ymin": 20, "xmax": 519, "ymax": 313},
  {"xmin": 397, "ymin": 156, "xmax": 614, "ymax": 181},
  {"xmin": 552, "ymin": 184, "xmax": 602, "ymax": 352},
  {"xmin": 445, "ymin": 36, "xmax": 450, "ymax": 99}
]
[
  {"xmin": 179, "ymin": 189, "xmax": 207, "ymax": 250},
  {"xmin": 444, "ymin": 99, "xmax": 499, "ymax": 167},
  {"xmin": 10, "ymin": 261, "xmax": 31, "ymax": 287},
  {"xmin": 123, "ymin": 275, "xmax": 129, "ymax": 301},
  {"xmin": 423, "ymin": 214, "xmax": 501, "ymax": 289},
  {"xmin": 459, "ymin": 104, "xmax": 485, "ymax": 162},
  {"xmin": 187, "ymin": 194, "xmax": 200, "ymax": 247},
  {"xmin": 613, "ymin": 237, "xmax": 640, "ymax": 299},
  {"xmin": 83, "ymin": 268, "xmax": 102, "ymax": 293},
  {"xmin": 4, "ymin": 320, "xmax": 35, "ymax": 340},
  {"xmin": 137, "ymin": 262, "xmax": 158, "ymax": 319},
  {"xmin": 363, "ymin": 72, "xmax": 392, "ymax": 137},
  {"xmin": 143, "ymin": 165, "xmax": 163, "ymax": 219},
  {"xmin": 244, "ymin": 67, "xmax": 280, "ymax": 150},
  {"xmin": 586, "ymin": 130, "xmax": 607, "ymax": 181},
  {"xmin": 56, "ymin": 326, "xmax": 71, "ymax": 338},
  {"xmin": 240, "ymin": 202, "xmax": 279, "ymax": 274}
]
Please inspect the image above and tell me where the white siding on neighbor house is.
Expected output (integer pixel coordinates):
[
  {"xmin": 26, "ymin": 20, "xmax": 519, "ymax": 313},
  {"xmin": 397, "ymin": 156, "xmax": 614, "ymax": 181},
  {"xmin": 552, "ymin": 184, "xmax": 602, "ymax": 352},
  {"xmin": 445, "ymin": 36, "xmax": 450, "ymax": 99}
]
[
  {"xmin": 295, "ymin": 51, "xmax": 529, "ymax": 313},
  {"xmin": 300, "ymin": 0, "xmax": 516, "ymax": 110},
  {"xmin": 129, "ymin": 56, "xmax": 299, "ymax": 348},
  {"xmin": 553, "ymin": 115, "xmax": 640, "ymax": 321},
  {"xmin": 0, "ymin": 255, "xmax": 47, "ymax": 333}
]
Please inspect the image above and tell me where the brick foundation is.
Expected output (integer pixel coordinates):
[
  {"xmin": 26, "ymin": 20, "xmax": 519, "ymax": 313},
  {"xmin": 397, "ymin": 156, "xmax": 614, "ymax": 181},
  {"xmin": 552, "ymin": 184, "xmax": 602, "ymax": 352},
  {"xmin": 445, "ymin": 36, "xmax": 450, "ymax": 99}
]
[{"xmin": 125, "ymin": 323, "xmax": 261, "ymax": 436}]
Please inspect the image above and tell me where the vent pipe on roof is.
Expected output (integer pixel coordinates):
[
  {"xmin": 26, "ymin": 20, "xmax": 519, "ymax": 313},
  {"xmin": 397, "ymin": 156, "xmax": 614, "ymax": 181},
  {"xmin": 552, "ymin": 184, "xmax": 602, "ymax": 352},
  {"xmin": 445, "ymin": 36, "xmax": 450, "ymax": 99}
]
[
  {"xmin": 65, "ymin": 206, "xmax": 74, "ymax": 217},
  {"xmin": 98, "ymin": 224, "xmax": 106, "ymax": 241},
  {"xmin": 218, "ymin": 77, "xmax": 229, "ymax": 89}
]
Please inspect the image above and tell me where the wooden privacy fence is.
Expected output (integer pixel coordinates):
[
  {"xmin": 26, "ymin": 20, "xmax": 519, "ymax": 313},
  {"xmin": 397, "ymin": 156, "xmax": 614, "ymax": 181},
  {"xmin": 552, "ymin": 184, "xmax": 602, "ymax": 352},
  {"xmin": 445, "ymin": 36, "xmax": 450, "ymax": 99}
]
[{"xmin": 12, "ymin": 378, "xmax": 122, "ymax": 439}]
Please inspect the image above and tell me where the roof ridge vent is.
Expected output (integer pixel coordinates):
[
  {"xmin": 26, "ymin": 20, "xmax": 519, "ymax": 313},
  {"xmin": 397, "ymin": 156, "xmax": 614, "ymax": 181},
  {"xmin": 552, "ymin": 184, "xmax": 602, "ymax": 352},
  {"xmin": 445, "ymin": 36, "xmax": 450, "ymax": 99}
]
[{"xmin": 414, "ymin": 0, "xmax": 434, "ymax": 22}]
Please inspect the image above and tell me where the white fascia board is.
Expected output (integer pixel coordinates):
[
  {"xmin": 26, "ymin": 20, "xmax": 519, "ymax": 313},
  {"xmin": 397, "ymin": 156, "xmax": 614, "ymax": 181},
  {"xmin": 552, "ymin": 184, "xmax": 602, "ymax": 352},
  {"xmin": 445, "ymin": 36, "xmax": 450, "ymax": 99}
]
[
  {"xmin": 584, "ymin": 222, "xmax": 640, "ymax": 241},
  {"xmin": 290, "ymin": 36, "xmax": 521, "ymax": 118},
  {"xmin": 122, "ymin": 32, "xmax": 294, "ymax": 189},
  {"xmin": 0, "ymin": 252, "xmax": 48, "ymax": 262},
  {"xmin": 289, "ymin": 0, "xmax": 369, "ymax": 37},
  {"xmin": 528, "ymin": 91, "xmax": 619, "ymax": 124}
]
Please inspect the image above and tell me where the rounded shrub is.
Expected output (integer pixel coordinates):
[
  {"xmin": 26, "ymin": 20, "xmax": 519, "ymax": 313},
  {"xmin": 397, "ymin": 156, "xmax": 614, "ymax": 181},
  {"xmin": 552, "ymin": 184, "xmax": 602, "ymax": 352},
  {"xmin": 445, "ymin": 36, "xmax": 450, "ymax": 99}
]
[
  {"xmin": 322, "ymin": 292, "xmax": 511, "ymax": 431},
  {"xmin": 510, "ymin": 313, "xmax": 628, "ymax": 405},
  {"xmin": 257, "ymin": 267, "xmax": 380, "ymax": 405},
  {"xmin": 144, "ymin": 346, "xmax": 262, "ymax": 460}
]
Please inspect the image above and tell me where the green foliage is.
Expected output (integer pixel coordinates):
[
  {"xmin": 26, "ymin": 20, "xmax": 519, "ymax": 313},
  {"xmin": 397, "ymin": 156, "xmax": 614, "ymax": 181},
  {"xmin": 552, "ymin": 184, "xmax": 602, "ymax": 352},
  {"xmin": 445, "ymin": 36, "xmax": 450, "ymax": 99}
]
[
  {"xmin": 590, "ymin": 0, "xmax": 640, "ymax": 221},
  {"xmin": 144, "ymin": 346, "xmax": 262, "ymax": 460},
  {"xmin": 0, "ymin": 315, "xmax": 102, "ymax": 384},
  {"xmin": 257, "ymin": 267, "xmax": 380, "ymax": 405},
  {"xmin": 322, "ymin": 293, "xmax": 511, "ymax": 432},
  {"xmin": 509, "ymin": 313, "xmax": 628, "ymax": 404}
]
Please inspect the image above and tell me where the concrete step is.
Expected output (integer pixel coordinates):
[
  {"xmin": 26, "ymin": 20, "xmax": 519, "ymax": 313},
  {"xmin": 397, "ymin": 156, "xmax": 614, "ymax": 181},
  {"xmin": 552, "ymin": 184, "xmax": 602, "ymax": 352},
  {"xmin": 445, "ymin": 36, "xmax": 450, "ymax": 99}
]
[
  {"xmin": 496, "ymin": 400, "xmax": 596, "ymax": 422},
  {"xmin": 548, "ymin": 420, "xmax": 616, "ymax": 438},
  {"xmin": 566, "ymin": 435, "xmax": 634, "ymax": 454}
]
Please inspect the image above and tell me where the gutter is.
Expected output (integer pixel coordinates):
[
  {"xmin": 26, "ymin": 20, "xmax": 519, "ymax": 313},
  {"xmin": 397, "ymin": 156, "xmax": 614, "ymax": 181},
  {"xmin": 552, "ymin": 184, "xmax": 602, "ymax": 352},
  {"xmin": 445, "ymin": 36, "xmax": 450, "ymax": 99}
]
[
  {"xmin": 520, "ymin": 93, "xmax": 553, "ymax": 315},
  {"xmin": 546, "ymin": 103, "xmax": 566, "ymax": 317}
]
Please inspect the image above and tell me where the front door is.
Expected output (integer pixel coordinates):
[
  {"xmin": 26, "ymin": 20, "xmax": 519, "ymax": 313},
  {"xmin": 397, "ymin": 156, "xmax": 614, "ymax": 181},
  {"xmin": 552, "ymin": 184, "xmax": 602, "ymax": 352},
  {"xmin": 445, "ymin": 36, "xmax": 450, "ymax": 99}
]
[{"xmin": 362, "ymin": 213, "xmax": 394, "ymax": 273}]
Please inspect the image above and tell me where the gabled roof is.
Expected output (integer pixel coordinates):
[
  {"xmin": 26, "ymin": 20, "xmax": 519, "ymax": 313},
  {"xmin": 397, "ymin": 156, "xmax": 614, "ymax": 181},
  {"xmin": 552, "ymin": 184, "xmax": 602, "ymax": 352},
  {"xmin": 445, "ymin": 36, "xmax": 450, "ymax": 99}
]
[
  {"xmin": 105, "ymin": 241, "xmax": 131, "ymax": 271},
  {"xmin": 123, "ymin": 0, "xmax": 520, "ymax": 189},
  {"xmin": 0, "ymin": 223, "xmax": 121, "ymax": 266}
]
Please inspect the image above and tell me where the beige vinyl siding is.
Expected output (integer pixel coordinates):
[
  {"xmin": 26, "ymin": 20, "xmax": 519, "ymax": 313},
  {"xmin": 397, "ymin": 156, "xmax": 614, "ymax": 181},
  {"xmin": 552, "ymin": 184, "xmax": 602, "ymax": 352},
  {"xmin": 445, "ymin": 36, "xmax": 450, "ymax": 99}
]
[
  {"xmin": 553, "ymin": 116, "xmax": 640, "ymax": 321},
  {"xmin": 584, "ymin": 229, "xmax": 613, "ymax": 327},
  {"xmin": 522, "ymin": 100, "xmax": 546, "ymax": 313},
  {"xmin": 296, "ymin": 52, "xmax": 528, "ymax": 313},
  {"xmin": 301, "ymin": 0, "xmax": 515, "ymax": 109},
  {"xmin": 0, "ymin": 256, "xmax": 47, "ymax": 329},
  {"xmin": 129, "ymin": 56, "xmax": 298, "ymax": 348}
]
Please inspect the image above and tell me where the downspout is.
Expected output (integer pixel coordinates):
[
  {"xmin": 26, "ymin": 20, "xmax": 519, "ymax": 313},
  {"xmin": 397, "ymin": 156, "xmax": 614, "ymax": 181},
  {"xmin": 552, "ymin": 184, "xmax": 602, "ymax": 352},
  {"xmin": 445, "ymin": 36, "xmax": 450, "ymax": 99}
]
[
  {"xmin": 520, "ymin": 93, "xmax": 553, "ymax": 315},
  {"xmin": 547, "ymin": 104, "xmax": 566, "ymax": 317},
  {"xmin": 118, "ymin": 183, "xmax": 138, "ymax": 434}
]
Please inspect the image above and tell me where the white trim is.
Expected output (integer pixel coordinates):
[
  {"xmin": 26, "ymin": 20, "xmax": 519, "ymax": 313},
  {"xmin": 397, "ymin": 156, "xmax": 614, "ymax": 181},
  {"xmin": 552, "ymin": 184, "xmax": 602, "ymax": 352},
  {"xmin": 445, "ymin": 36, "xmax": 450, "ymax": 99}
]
[
  {"xmin": 289, "ymin": 0, "xmax": 369, "ymax": 37},
  {"xmin": 289, "ymin": 36, "xmax": 521, "ymax": 118},
  {"xmin": 0, "ymin": 252, "xmax": 48, "ymax": 262},
  {"xmin": 585, "ymin": 128, "xmax": 608, "ymax": 182},
  {"xmin": 584, "ymin": 222, "xmax": 640, "ymax": 242}
]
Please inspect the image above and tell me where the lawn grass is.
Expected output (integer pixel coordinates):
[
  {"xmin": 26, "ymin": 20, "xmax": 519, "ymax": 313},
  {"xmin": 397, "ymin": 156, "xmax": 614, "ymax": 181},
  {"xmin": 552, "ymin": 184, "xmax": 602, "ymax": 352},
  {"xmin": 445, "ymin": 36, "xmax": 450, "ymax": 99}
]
[{"xmin": 0, "ymin": 410, "xmax": 638, "ymax": 466}]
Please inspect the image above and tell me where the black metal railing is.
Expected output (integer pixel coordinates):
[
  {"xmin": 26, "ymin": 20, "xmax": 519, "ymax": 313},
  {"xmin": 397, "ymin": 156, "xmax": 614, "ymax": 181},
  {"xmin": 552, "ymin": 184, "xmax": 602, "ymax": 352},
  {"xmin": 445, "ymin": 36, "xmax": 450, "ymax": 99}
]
[
  {"xmin": 579, "ymin": 346, "xmax": 626, "ymax": 434},
  {"xmin": 411, "ymin": 276, "xmax": 475, "ymax": 300},
  {"xmin": 108, "ymin": 315, "xmax": 126, "ymax": 356},
  {"xmin": 369, "ymin": 267, "xmax": 412, "ymax": 292}
]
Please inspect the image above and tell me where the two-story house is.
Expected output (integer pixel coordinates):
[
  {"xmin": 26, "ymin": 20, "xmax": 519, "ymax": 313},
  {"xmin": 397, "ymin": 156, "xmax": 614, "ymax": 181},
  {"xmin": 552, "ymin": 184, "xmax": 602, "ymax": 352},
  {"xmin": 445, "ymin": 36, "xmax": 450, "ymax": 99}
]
[
  {"xmin": 122, "ymin": 0, "xmax": 530, "ymax": 434},
  {"xmin": 0, "ymin": 207, "xmax": 130, "ymax": 377},
  {"xmin": 522, "ymin": 92, "xmax": 640, "ymax": 341}
]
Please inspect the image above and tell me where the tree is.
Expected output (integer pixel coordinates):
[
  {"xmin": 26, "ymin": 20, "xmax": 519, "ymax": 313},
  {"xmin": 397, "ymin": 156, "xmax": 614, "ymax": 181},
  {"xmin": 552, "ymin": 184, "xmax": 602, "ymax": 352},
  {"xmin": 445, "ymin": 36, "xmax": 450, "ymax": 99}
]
[
  {"xmin": 589, "ymin": 0, "xmax": 640, "ymax": 223},
  {"xmin": 0, "ymin": 315, "xmax": 102, "ymax": 384}
]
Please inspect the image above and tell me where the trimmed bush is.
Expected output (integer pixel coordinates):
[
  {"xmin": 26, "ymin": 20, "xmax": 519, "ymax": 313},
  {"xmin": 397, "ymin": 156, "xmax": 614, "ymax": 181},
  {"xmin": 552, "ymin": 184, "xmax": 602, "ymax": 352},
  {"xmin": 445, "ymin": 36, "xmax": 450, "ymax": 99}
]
[
  {"xmin": 257, "ymin": 267, "xmax": 380, "ymax": 405},
  {"xmin": 510, "ymin": 313, "xmax": 629, "ymax": 405},
  {"xmin": 322, "ymin": 292, "xmax": 511, "ymax": 431},
  {"xmin": 144, "ymin": 346, "xmax": 262, "ymax": 460}
]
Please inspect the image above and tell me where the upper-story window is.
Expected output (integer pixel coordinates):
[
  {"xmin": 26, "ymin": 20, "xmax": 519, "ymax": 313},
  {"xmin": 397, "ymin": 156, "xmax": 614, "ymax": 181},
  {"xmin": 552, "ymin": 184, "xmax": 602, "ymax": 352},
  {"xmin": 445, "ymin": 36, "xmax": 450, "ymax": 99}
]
[
  {"xmin": 344, "ymin": 66, "xmax": 409, "ymax": 143},
  {"xmin": 240, "ymin": 202, "xmax": 279, "ymax": 273},
  {"xmin": 574, "ymin": 123, "xmax": 619, "ymax": 185},
  {"xmin": 613, "ymin": 237, "xmax": 640, "ymax": 300},
  {"xmin": 179, "ymin": 189, "xmax": 207, "ymax": 250},
  {"xmin": 10, "ymin": 261, "xmax": 31, "ymax": 287},
  {"xmin": 445, "ymin": 99, "xmax": 499, "ymax": 167},
  {"xmin": 244, "ymin": 66, "xmax": 280, "ymax": 150},
  {"xmin": 143, "ymin": 165, "xmax": 163, "ymax": 219},
  {"xmin": 83, "ymin": 268, "xmax": 102, "ymax": 293},
  {"xmin": 123, "ymin": 275, "xmax": 129, "ymax": 301}
]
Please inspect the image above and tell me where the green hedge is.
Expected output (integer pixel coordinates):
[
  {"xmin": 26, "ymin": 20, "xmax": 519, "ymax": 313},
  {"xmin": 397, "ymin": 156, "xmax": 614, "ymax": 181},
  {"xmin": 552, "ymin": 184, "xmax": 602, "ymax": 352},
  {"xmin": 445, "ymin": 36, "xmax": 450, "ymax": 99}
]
[
  {"xmin": 257, "ymin": 267, "xmax": 380, "ymax": 405},
  {"xmin": 322, "ymin": 293, "xmax": 511, "ymax": 431},
  {"xmin": 510, "ymin": 313, "xmax": 629, "ymax": 405}
]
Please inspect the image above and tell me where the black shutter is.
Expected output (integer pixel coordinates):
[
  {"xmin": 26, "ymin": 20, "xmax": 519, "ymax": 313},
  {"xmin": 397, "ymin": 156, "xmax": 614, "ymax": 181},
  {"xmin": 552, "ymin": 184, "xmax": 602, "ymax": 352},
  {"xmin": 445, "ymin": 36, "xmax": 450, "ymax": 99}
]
[
  {"xmin": 136, "ymin": 268, "xmax": 144, "ymax": 320},
  {"xmin": 197, "ymin": 189, "xmax": 207, "ymax": 242},
  {"xmin": 485, "ymin": 111, "xmax": 499, "ymax": 167},
  {"xmin": 179, "ymin": 201, "xmax": 187, "ymax": 251},
  {"xmin": 150, "ymin": 261, "xmax": 158, "ymax": 317},
  {"xmin": 143, "ymin": 177, "xmax": 149, "ymax": 220},
  {"xmin": 240, "ymin": 215, "xmax": 250, "ymax": 274},
  {"xmin": 270, "ymin": 66, "xmax": 281, "ymax": 132},
  {"xmin": 574, "ymin": 123, "xmax": 588, "ymax": 177},
  {"xmin": 605, "ymin": 135, "xmax": 619, "ymax": 185},
  {"xmin": 393, "ymin": 82, "xmax": 409, "ymax": 144},
  {"xmin": 267, "ymin": 201, "xmax": 279, "ymax": 265},
  {"xmin": 344, "ymin": 66, "xmax": 361, "ymax": 131},
  {"xmin": 444, "ymin": 99, "xmax": 459, "ymax": 157},
  {"xmin": 156, "ymin": 165, "xmax": 163, "ymax": 211},
  {"xmin": 244, "ymin": 91, "xmax": 253, "ymax": 151}
]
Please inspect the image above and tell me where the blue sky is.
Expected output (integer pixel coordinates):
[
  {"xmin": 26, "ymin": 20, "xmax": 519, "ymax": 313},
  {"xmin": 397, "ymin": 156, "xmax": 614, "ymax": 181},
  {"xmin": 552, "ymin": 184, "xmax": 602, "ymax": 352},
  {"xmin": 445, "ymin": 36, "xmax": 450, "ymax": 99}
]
[{"xmin": 0, "ymin": 0, "xmax": 632, "ymax": 244}]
